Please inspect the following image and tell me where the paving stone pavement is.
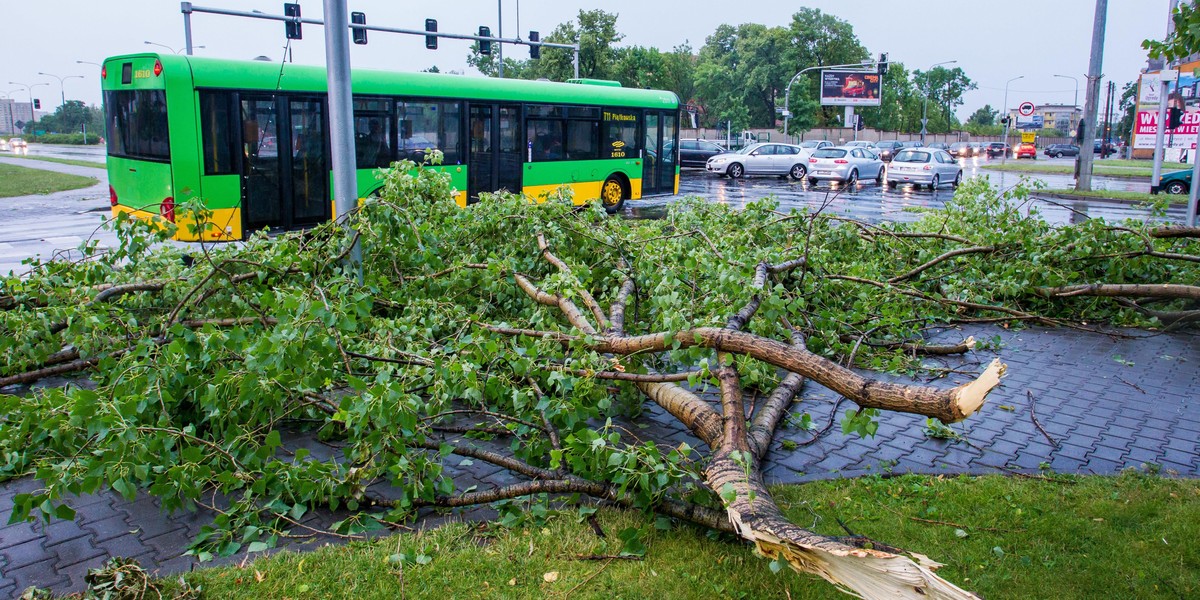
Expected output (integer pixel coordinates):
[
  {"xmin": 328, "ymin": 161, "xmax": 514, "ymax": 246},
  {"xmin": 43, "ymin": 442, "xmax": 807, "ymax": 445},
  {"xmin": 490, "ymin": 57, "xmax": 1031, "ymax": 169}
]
[{"xmin": 1, "ymin": 323, "xmax": 1197, "ymax": 597}]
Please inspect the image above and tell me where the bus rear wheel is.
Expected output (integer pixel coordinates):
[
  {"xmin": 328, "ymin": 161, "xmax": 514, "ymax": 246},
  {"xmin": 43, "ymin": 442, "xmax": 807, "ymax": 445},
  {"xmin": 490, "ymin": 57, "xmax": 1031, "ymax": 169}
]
[{"xmin": 601, "ymin": 176, "xmax": 627, "ymax": 214}]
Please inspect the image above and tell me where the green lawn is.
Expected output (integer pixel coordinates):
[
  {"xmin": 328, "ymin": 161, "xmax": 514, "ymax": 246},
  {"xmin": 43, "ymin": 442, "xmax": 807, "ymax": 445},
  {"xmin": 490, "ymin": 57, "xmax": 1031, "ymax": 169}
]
[
  {"xmin": 6, "ymin": 155, "xmax": 106, "ymax": 169},
  {"xmin": 981, "ymin": 162, "xmax": 1162, "ymax": 178},
  {"xmin": 0, "ymin": 163, "xmax": 98, "ymax": 198},
  {"xmin": 1097, "ymin": 158, "xmax": 1188, "ymax": 170},
  {"xmin": 144, "ymin": 473, "xmax": 1198, "ymax": 600}
]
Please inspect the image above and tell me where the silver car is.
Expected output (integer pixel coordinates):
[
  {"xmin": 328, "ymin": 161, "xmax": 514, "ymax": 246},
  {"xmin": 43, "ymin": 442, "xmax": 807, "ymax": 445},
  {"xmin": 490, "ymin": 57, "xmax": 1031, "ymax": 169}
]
[
  {"xmin": 886, "ymin": 148, "xmax": 963, "ymax": 190},
  {"xmin": 706, "ymin": 142, "xmax": 812, "ymax": 179},
  {"xmin": 798, "ymin": 140, "xmax": 834, "ymax": 151},
  {"xmin": 807, "ymin": 146, "xmax": 885, "ymax": 186}
]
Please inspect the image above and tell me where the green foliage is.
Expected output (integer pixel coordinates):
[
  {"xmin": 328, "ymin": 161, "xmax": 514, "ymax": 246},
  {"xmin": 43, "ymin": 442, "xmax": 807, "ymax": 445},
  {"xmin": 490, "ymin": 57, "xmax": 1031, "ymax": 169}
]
[
  {"xmin": 23, "ymin": 133, "xmax": 102, "ymax": 145},
  {"xmin": 29, "ymin": 100, "xmax": 104, "ymax": 137},
  {"xmin": 967, "ymin": 105, "xmax": 998, "ymax": 127},
  {"xmin": 1, "ymin": 158, "xmax": 1195, "ymax": 567},
  {"xmin": 1144, "ymin": 1, "xmax": 1200, "ymax": 61}
]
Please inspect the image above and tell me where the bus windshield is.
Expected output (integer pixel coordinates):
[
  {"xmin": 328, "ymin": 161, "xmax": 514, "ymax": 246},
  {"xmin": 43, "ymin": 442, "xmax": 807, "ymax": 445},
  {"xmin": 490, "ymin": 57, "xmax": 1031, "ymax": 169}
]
[{"xmin": 105, "ymin": 90, "xmax": 171, "ymax": 161}]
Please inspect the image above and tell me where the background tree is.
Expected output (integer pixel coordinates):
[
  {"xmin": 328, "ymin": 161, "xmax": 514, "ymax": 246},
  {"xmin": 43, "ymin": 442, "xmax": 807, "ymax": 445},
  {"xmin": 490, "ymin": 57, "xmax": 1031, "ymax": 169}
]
[
  {"xmin": 966, "ymin": 104, "xmax": 998, "ymax": 127},
  {"xmin": 1113, "ymin": 81, "xmax": 1138, "ymax": 143},
  {"xmin": 1144, "ymin": 0, "xmax": 1200, "ymax": 61},
  {"xmin": 914, "ymin": 66, "xmax": 976, "ymax": 133},
  {"xmin": 857, "ymin": 62, "xmax": 922, "ymax": 134}
]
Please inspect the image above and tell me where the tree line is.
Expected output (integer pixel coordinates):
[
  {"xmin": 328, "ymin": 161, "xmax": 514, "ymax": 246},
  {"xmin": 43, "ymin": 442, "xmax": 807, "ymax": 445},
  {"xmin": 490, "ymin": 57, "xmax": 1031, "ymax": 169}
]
[{"xmin": 465, "ymin": 8, "xmax": 976, "ymax": 134}]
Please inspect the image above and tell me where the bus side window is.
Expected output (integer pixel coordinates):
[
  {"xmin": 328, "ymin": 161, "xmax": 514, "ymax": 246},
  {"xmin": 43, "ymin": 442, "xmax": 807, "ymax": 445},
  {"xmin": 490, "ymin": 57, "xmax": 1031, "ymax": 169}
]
[{"xmin": 200, "ymin": 92, "xmax": 236, "ymax": 175}]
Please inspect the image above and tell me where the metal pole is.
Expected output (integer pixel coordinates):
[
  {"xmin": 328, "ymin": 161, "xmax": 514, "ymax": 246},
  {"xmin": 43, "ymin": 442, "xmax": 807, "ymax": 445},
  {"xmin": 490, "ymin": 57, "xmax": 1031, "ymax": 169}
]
[
  {"xmin": 1077, "ymin": 0, "xmax": 1108, "ymax": 192},
  {"xmin": 1002, "ymin": 75, "xmax": 1023, "ymax": 164},
  {"xmin": 1189, "ymin": 142, "xmax": 1200, "ymax": 226},
  {"xmin": 573, "ymin": 45, "xmax": 579, "ymax": 79},
  {"xmin": 322, "ymin": 0, "xmax": 360, "ymax": 272},
  {"xmin": 1151, "ymin": 77, "xmax": 1171, "ymax": 193},
  {"xmin": 182, "ymin": 2, "xmax": 194, "ymax": 55},
  {"xmin": 497, "ymin": 0, "xmax": 504, "ymax": 79}
]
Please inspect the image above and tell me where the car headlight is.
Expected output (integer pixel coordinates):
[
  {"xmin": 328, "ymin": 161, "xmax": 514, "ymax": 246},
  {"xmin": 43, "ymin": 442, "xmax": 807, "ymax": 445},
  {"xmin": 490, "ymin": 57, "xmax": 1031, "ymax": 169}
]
[{"xmin": 711, "ymin": 158, "xmax": 726, "ymax": 164}]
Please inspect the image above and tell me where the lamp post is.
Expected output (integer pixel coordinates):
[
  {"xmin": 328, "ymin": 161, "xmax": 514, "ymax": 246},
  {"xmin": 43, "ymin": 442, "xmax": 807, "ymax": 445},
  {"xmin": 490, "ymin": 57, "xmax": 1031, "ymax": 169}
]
[
  {"xmin": 143, "ymin": 41, "xmax": 204, "ymax": 54},
  {"xmin": 1054, "ymin": 74, "xmax": 1080, "ymax": 133},
  {"xmin": 920, "ymin": 60, "xmax": 957, "ymax": 145},
  {"xmin": 38, "ymin": 72, "xmax": 84, "ymax": 110},
  {"xmin": 1001, "ymin": 75, "xmax": 1025, "ymax": 163},
  {"xmin": 7, "ymin": 81, "xmax": 49, "ymax": 131}
]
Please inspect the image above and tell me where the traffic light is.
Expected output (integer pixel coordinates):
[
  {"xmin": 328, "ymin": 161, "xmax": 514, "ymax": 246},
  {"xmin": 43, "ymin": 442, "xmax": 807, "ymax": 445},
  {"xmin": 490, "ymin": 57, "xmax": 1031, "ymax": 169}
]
[
  {"xmin": 855, "ymin": 115, "xmax": 864, "ymax": 131},
  {"xmin": 425, "ymin": 19, "xmax": 438, "ymax": 50},
  {"xmin": 877, "ymin": 52, "xmax": 889, "ymax": 76},
  {"xmin": 529, "ymin": 31, "xmax": 540, "ymax": 59},
  {"xmin": 33, "ymin": 99, "xmax": 40, "ymax": 110},
  {"xmin": 478, "ymin": 26, "xmax": 492, "ymax": 55},
  {"xmin": 351, "ymin": 12, "xmax": 367, "ymax": 45},
  {"xmin": 284, "ymin": 3, "xmax": 302, "ymax": 40},
  {"xmin": 1169, "ymin": 106, "xmax": 1183, "ymax": 130}
]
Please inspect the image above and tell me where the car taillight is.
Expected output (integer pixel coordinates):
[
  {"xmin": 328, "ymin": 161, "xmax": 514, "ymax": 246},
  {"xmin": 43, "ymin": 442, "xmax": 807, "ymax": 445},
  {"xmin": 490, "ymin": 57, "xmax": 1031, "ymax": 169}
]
[
  {"xmin": 809, "ymin": 158, "xmax": 817, "ymax": 163},
  {"xmin": 834, "ymin": 159, "xmax": 848, "ymax": 164},
  {"xmin": 153, "ymin": 59, "xmax": 163, "ymax": 77},
  {"xmin": 109, "ymin": 185, "xmax": 117, "ymax": 207},
  {"xmin": 160, "ymin": 196, "xmax": 175, "ymax": 223},
  {"xmin": 923, "ymin": 165, "xmax": 933, "ymax": 170}
]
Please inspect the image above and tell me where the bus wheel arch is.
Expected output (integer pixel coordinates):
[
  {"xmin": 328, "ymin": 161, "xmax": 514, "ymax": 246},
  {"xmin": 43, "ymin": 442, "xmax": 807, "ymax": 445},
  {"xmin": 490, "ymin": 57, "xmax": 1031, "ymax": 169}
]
[{"xmin": 601, "ymin": 173, "xmax": 629, "ymax": 214}]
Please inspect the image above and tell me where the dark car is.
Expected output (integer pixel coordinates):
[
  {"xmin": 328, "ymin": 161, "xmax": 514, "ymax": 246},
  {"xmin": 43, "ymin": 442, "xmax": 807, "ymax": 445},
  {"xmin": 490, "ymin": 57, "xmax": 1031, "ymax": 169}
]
[
  {"xmin": 1160, "ymin": 169, "xmax": 1191, "ymax": 195},
  {"xmin": 1044, "ymin": 144, "xmax": 1080, "ymax": 158},
  {"xmin": 679, "ymin": 138, "xmax": 727, "ymax": 168},
  {"xmin": 874, "ymin": 140, "xmax": 905, "ymax": 162},
  {"xmin": 928, "ymin": 142, "xmax": 950, "ymax": 151},
  {"xmin": 985, "ymin": 142, "xmax": 1012, "ymax": 158},
  {"xmin": 1093, "ymin": 139, "xmax": 1116, "ymax": 157},
  {"xmin": 948, "ymin": 142, "xmax": 973, "ymax": 158}
]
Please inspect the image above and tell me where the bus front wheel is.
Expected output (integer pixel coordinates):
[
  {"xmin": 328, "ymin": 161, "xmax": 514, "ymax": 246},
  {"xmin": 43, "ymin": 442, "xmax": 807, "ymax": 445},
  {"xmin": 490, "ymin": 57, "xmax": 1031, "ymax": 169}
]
[{"xmin": 601, "ymin": 176, "xmax": 627, "ymax": 214}]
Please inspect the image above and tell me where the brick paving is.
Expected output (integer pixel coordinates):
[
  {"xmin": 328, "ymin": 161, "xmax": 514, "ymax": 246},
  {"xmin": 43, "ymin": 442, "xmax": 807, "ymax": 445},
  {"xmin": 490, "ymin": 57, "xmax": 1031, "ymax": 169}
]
[{"xmin": 2, "ymin": 323, "xmax": 1197, "ymax": 597}]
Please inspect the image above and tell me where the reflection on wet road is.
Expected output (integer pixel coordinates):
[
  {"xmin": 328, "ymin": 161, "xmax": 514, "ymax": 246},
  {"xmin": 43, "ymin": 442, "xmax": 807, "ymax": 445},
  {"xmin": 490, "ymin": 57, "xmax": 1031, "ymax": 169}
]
[{"xmin": 629, "ymin": 156, "xmax": 1189, "ymax": 226}]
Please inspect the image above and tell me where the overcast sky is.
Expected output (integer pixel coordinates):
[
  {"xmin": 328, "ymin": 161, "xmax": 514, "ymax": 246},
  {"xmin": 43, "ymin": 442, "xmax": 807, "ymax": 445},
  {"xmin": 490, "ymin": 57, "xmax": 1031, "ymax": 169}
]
[{"xmin": 1, "ymin": 1, "xmax": 1171, "ymax": 118}]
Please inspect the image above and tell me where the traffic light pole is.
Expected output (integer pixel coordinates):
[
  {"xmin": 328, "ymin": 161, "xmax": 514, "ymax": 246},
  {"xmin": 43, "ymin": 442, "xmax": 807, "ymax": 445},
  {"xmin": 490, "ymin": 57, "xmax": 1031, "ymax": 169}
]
[
  {"xmin": 322, "ymin": 0, "xmax": 360, "ymax": 277},
  {"xmin": 180, "ymin": 2, "xmax": 581, "ymax": 78}
]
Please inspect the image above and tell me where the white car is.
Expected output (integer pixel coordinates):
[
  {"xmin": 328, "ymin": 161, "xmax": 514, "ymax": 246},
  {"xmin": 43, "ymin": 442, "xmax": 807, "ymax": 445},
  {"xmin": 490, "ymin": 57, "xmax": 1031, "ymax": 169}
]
[
  {"xmin": 886, "ymin": 148, "xmax": 963, "ymax": 190},
  {"xmin": 0, "ymin": 139, "xmax": 9, "ymax": 152},
  {"xmin": 706, "ymin": 142, "xmax": 812, "ymax": 180},
  {"xmin": 8, "ymin": 137, "xmax": 27, "ymax": 150},
  {"xmin": 807, "ymin": 146, "xmax": 885, "ymax": 186},
  {"xmin": 845, "ymin": 140, "xmax": 875, "ymax": 148},
  {"xmin": 798, "ymin": 140, "xmax": 834, "ymax": 151}
]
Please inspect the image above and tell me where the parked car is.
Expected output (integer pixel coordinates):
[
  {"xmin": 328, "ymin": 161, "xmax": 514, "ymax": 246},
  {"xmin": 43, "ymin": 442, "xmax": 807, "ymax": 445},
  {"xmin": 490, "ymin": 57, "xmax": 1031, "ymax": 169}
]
[
  {"xmin": 985, "ymin": 142, "xmax": 1012, "ymax": 158},
  {"xmin": 1044, "ymin": 144, "xmax": 1080, "ymax": 158},
  {"xmin": 948, "ymin": 142, "xmax": 973, "ymax": 158},
  {"xmin": 1160, "ymin": 169, "xmax": 1191, "ymax": 195},
  {"xmin": 679, "ymin": 138, "xmax": 728, "ymax": 168},
  {"xmin": 845, "ymin": 140, "xmax": 875, "ymax": 148},
  {"xmin": 1093, "ymin": 139, "xmax": 1116, "ymax": 157},
  {"xmin": 807, "ymin": 146, "xmax": 885, "ymax": 186},
  {"xmin": 705, "ymin": 142, "xmax": 812, "ymax": 179},
  {"xmin": 886, "ymin": 148, "xmax": 963, "ymax": 190},
  {"xmin": 1016, "ymin": 142, "xmax": 1037, "ymax": 159},
  {"xmin": 874, "ymin": 140, "xmax": 905, "ymax": 162},
  {"xmin": 798, "ymin": 140, "xmax": 834, "ymax": 151},
  {"xmin": 903, "ymin": 141, "xmax": 923, "ymax": 148},
  {"xmin": 969, "ymin": 142, "xmax": 987, "ymax": 157},
  {"xmin": 927, "ymin": 142, "xmax": 950, "ymax": 151}
]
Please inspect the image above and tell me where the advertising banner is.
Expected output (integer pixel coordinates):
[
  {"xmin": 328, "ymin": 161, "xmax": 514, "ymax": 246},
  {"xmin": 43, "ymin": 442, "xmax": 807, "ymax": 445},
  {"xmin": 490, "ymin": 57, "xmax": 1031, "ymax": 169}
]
[
  {"xmin": 820, "ymin": 70, "xmax": 882, "ymax": 106},
  {"xmin": 1134, "ymin": 62, "xmax": 1200, "ymax": 149}
]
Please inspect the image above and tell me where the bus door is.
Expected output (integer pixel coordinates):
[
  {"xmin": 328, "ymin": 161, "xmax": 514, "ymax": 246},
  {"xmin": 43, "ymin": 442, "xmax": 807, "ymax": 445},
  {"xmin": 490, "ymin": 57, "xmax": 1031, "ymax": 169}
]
[
  {"xmin": 468, "ymin": 103, "xmax": 522, "ymax": 200},
  {"xmin": 240, "ymin": 94, "xmax": 330, "ymax": 232},
  {"xmin": 641, "ymin": 110, "xmax": 679, "ymax": 196}
]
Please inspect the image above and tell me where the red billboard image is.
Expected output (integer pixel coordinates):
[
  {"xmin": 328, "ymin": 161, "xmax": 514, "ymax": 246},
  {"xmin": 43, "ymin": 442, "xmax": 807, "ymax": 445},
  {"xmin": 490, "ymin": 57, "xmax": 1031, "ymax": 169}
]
[{"xmin": 820, "ymin": 70, "xmax": 882, "ymax": 106}]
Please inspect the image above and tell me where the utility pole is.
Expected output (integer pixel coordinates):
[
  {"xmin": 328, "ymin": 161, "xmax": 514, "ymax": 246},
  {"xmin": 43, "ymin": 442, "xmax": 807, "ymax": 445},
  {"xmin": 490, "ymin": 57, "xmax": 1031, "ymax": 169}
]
[
  {"xmin": 1076, "ymin": 0, "xmax": 1108, "ymax": 192},
  {"xmin": 496, "ymin": 0, "xmax": 504, "ymax": 78},
  {"xmin": 322, "ymin": 0, "xmax": 360, "ymax": 275}
]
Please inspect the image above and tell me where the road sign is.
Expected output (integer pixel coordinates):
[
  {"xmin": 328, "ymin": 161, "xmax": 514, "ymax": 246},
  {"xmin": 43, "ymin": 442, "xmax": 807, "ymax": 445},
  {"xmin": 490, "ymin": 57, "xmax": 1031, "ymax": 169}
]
[
  {"xmin": 1018, "ymin": 101, "xmax": 1035, "ymax": 116},
  {"xmin": 1021, "ymin": 132, "xmax": 1037, "ymax": 144}
]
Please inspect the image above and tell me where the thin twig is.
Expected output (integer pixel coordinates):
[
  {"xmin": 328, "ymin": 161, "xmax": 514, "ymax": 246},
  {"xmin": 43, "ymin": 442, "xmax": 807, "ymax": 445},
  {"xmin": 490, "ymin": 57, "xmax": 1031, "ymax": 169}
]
[{"xmin": 1027, "ymin": 390, "xmax": 1060, "ymax": 448}]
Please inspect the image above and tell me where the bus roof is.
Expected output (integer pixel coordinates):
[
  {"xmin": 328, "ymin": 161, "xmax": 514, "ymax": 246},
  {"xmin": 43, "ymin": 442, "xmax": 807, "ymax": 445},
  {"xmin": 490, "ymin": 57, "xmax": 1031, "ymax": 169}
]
[{"xmin": 102, "ymin": 53, "xmax": 679, "ymax": 109}]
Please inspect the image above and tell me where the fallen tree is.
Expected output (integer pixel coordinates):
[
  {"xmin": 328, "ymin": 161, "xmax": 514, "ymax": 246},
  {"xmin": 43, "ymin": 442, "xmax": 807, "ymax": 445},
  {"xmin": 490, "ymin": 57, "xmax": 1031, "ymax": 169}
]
[{"xmin": 1, "ymin": 164, "xmax": 1196, "ymax": 598}]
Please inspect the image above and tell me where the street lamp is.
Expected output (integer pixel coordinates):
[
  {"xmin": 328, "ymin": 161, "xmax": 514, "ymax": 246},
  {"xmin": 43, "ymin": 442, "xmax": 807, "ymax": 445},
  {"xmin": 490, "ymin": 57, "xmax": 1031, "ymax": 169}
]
[
  {"xmin": 1001, "ymin": 75, "xmax": 1025, "ymax": 162},
  {"xmin": 1054, "ymin": 74, "xmax": 1080, "ymax": 133},
  {"xmin": 38, "ymin": 72, "xmax": 84, "ymax": 110},
  {"xmin": 143, "ymin": 41, "xmax": 204, "ymax": 54},
  {"xmin": 920, "ymin": 60, "xmax": 957, "ymax": 145},
  {"xmin": 7, "ymin": 81, "xmax": 49, "ymax": 130}
]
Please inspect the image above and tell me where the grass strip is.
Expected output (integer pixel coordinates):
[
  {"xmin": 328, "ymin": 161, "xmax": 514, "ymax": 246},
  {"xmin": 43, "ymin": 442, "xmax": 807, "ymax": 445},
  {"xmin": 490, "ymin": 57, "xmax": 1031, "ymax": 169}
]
[
  {"xmin": 158, "ymin": 472, "xmax": 1199, "ymax": 600},
  {"xmin": 981, "ymin": 162, "xmax": 1169, "ymax": 178},
  {"xmin": 0, "ymin": 163, "xmax": 98, "ymax": 198},
  {"xmin": 1, "ymin": 154, "xmax": 106, "ymax": 169},
  {"xmin": 1040, "ymin": 189, "xmax": 1184, "ymax": 203},
  {"xmin": 1096, "ymin": 159, "xmax": 1188, "ymax": 170}
]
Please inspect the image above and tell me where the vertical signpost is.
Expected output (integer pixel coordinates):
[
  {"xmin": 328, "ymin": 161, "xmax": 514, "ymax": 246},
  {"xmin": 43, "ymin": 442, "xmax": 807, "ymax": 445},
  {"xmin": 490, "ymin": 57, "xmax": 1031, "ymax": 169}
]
[{"xmin": 322, "ymin": 0, "xmax": 361, "ymax": 273}]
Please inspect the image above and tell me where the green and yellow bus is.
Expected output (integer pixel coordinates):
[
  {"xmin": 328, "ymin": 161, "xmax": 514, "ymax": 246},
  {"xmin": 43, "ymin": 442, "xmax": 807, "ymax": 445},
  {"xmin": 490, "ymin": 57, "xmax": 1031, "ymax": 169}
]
[{"xmin": 100, "ymin": 53, "xmax": 680, "ymax": 241}]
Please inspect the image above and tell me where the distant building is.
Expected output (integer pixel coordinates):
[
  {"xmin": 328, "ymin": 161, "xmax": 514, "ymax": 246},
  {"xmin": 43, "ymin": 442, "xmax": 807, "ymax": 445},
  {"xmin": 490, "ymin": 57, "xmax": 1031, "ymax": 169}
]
[
  {"xmin": 0, "ymin": 99, "xmax": 35, "ymax": 135},
  {"xmin": 1005, "ymin": 103, "xmax": 1080, "ymax": 134}
]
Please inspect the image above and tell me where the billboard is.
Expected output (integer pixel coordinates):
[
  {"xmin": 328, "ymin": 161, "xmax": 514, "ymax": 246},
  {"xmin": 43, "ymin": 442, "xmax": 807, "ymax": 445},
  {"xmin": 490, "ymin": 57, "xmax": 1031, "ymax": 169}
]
[
  {"xmin": 1015, "ymin": 115, "xmax": 1044, "ymax": 130},
  {"xmin": 820, "ymin": 70, "xmax": 882, "ymax": 106},
  {"xmin": 1134, "ymin": 62, "xmax": 1200, "ymax": 150}
]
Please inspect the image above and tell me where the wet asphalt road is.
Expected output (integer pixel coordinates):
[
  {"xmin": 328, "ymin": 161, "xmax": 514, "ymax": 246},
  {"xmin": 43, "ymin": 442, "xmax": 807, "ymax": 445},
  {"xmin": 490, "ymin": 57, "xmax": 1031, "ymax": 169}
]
[
  {"xmin": 1, "ymin": 146, "xmax": 1191, "ymax": 275},
  {"xmin": 631, "ymin": 155, "xmax": 1190, "ymax": 226}
]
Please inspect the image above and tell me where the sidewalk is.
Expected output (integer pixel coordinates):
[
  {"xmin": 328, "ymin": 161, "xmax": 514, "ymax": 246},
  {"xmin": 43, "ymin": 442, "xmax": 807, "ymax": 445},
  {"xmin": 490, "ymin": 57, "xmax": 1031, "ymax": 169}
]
[{"xmin": 2, "ymin": 323, "xmax": 1197, "ymax": 597}]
